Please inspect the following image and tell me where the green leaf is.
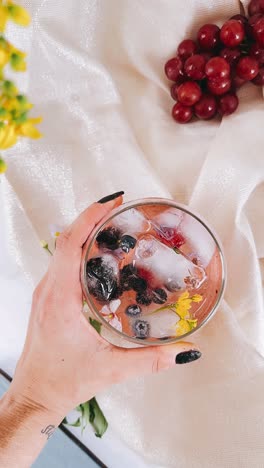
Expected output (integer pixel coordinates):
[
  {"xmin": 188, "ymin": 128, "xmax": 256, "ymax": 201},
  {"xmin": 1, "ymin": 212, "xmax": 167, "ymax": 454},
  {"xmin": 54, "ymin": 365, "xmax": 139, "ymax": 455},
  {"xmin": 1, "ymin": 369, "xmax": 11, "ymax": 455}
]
[
  {"xmin": 88, "ymin": 397, "xmax": 108, "ymax": 438},
  {"xmin": 173, "ymin": 247, "xmax": 180, "ymax": 254},
  {"xmin": 89, "ymin": 317, "xmax": 102, "ymax": 334},
  {"xmin": 63, "ymin": 417, "xmax": 81, "ymax": 427}
]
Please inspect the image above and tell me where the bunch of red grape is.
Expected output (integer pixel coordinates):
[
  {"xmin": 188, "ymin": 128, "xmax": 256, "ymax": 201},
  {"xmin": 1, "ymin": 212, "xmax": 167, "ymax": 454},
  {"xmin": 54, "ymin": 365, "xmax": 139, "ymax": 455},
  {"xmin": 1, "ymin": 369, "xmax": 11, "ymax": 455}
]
[{"xmin": 165, "ymin": 0, "xmax": 264, "ymax": 123}]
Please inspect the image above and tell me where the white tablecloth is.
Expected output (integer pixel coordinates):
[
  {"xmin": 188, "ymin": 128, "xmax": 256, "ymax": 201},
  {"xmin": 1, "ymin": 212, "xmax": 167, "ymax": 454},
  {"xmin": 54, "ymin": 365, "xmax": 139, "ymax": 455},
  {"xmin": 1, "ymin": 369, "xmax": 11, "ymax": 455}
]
[{"xmin": 1, "ymin": 1, "xmax": 264, "ymax": 467}]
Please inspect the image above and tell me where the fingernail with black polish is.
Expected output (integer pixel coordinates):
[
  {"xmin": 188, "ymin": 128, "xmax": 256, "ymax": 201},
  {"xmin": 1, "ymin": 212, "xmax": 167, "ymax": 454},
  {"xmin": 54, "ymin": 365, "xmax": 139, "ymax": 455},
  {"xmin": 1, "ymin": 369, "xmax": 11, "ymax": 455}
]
[
  {"xmin": 97, "ymin": 191, "xmax": 124, "ymax": 204},
  {"xmin": 175, "ymin": 350, "xmax": 202, "ymax": 365}
]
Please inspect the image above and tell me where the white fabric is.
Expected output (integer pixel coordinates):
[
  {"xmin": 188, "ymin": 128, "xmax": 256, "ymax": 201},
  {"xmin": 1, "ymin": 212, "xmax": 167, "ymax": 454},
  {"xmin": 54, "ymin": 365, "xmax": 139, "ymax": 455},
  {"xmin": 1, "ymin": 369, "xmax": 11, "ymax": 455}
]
[{"xmin": 1, "ymin": 0, "xmax": 264, "ymax": 466}]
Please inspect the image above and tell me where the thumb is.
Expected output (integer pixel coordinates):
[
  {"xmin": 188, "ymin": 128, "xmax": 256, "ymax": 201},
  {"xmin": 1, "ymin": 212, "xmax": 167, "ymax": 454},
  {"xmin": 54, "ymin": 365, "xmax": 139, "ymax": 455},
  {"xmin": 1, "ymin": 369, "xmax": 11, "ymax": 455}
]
[{"xmin": 112, "ymin": 342, "xmax": 202, "ymax": 381}]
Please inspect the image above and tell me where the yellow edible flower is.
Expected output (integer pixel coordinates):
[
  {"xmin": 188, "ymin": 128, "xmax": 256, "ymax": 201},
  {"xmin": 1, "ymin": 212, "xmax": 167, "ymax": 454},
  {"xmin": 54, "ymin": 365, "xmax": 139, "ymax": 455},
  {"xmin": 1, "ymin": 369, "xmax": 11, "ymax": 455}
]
[
  {"xmin": 0, "ymin": 123, "xmax": 17, "ymax": 149},
  {"xmin": 16, "ymin": 117, "xmax": 42, "ymax": 139},
  {"xmin": 0, "ymin": 5, "xmax": 8, "ymax": 32},
  {"xmin": 0, "ymin": 157, "xmax": 7, "ymax": 173},
  {"xmin": 7, "ymin": 2, "xmax": 30, "ymax": 27},
  {"xmin": 176, "ymin": 319, "xmax": 192, "ymax": 336},
  {"xmin": 0, "ymin": 48, "xmax": 9, "ymax": 67},
  {"xmin": 10, "ymin": 49, "xmax": 26, "ymax": 71}
]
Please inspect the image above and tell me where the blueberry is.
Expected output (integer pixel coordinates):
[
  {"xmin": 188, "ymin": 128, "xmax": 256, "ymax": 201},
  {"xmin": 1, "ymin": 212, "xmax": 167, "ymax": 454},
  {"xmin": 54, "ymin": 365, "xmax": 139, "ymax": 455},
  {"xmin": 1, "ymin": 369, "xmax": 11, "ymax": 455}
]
[
  {"xmin": 96, "ymin": 227, "xmax": 121, "ymax": 250},
  {"xmin": 133, "ymin": 320, "xmax": 150, "ymax": 339},
  {"xmin": 152, "ymin": 288, "xmax": 167, "ymax": 304},
  {"xmin": 136, "ymin": 291, "xmax": 153, "ymax": 306},
  {"xmin": 125, "ymin": 304, "xmax": 142, "ymax": 317},
  {"xmin": 86, "ymin": 257, "xmax": 117, "ymax": 302},
  {"xmin": 119, "ymin": 235, "xmax": 137, "ymax": 253}
]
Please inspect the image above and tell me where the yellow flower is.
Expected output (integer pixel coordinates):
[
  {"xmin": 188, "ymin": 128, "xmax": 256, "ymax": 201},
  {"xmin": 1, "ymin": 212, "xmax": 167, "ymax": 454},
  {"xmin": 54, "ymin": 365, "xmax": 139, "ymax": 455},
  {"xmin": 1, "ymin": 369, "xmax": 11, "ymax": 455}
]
[
  {"xmin": 7, "ymin": 2, "xmax": 30, "ymax": 27},
  {"xmin": 2, "ymin": 80, "xmax": 18, "ymax": 98},
  {"xmin": 10, "ymin": 50, "xmax": 26, "ymax": 71},
  {"xmin": 0, "ymin": 6, "xmax": 8, "ymax": 32},
  {"xmin": 0, "ymin": 157, "xmax": 7, "ymax": 173},
  {"xmin": 0, "ymin": 123, "xmax": 17, "ymax": 149},
  {"xmin": 175, "ymin": 319, "xmax": 192, "ymax": 336},
  {"xmin": 191, "ymin": 294, "xmax": 203, "ymax": 303},
  {"xmin": 16, "ymin": 117, "xmax": 42, "ymax": 139},
  {"xmin": 175, "ymin": 291, "xmax": 193, "ymax": 319},
  {"xmin": 0, "ymin": 48, "xmax": 9, "ymax": 67}
]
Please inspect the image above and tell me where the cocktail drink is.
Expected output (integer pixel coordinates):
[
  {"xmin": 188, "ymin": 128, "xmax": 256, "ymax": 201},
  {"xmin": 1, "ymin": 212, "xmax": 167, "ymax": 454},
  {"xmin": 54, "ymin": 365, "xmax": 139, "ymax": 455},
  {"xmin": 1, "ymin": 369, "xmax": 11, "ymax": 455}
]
[{"xmin": 82, "ymin": 199, "xmax": 225, "ymax": 346}]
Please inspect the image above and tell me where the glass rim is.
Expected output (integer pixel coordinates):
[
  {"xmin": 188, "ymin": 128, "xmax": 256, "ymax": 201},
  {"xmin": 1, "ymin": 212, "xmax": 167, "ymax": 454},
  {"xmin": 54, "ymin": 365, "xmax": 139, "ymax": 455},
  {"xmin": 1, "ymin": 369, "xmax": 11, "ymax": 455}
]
[{"xmin": 81, "ymin": 197, "xmax": 227, "ymax": 346}]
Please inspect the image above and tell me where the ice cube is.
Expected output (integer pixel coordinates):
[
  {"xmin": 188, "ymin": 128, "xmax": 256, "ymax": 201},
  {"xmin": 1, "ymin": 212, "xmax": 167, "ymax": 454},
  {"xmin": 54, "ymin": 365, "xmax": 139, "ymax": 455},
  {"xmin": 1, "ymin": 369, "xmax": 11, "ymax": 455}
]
[
  {"xmin": 112, "ymin": 208, "xmax": 151, "ymax": 234},
  {"xmin": 134, "ymin": 235, "xmax": 205, "ymax": 289},
  {"xmin": 179, "ymin": 214, "xmax": 216, "ymax": 267},
  {"xmin": 152, "ymin": 208, "xmax": 183, "ymax": 230},
  {"xmin": 141, "ymin": 310, "xmax": 179, "ymax": 339}
]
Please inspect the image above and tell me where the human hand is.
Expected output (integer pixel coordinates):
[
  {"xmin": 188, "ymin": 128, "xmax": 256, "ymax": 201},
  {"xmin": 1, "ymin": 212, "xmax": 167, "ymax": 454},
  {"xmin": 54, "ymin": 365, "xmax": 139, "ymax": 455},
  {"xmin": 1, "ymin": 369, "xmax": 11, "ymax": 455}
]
[{"xmin": 8, "ymin": 192, "xmax": 202, "ymax": 421}]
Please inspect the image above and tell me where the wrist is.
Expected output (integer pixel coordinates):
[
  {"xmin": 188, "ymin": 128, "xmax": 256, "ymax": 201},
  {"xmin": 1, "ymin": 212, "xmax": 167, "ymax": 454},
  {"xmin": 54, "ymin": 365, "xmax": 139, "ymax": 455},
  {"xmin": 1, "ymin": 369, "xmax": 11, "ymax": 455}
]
[{"xmin": 3, "ymin": 387, "xmax": 64, "ymax": 428}]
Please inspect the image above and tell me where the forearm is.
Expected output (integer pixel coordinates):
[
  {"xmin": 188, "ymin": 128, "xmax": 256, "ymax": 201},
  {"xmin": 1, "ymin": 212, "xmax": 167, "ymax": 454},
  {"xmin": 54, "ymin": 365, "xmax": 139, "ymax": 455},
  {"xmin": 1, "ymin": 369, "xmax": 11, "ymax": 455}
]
[{"xmin": 0, "ymin": 390, "xmax": 63, "ymax": 468}]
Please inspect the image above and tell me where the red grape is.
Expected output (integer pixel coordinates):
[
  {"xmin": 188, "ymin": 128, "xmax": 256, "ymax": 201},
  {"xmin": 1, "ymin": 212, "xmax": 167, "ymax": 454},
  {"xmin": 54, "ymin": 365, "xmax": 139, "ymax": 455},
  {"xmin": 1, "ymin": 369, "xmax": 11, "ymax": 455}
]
[
  {"xmin": 170, "ymin": 75, "xmax": 186, "ymax": 100},
  {"xmin": 197, "ymin": 24, "xmax": 220, "ymax": 50},
  {"xmin": 194, "ymin": 94, "xmax": 217, "ymax": 119},
  {"xmin": 205, "ymin": 57, "xmax": 230, "ymax": 79},
  {"xmin": 230, "ymin": 14, "xmax": 248, "ymax": 24},
  {"xmin": 250, "ymin": 43, "xmax": 264, "ymax": 64},
  {"xmin": 248, "ymin": 0, "xmax": 264, "ymax": 16},
  {"xmin": 253, "ymin": 17, "xmax": 264, "ymax": 47},
  {"xmin": 220, "ymin": 20, "xmax": 245, "ymax": 47},
  {"xmin": 207, "ymin": 77, "xmax": 231, "ymax": 95},
  {"xmin": 236, "ymin": 56, "xmax": 259, "ymax": 80},
  {"xmin": 232, "ymin": 75, "xmax": 246, "ymax": 89},
  {"xmin": 177, "ymin": 81, "xmax": 202, "ymax": 106},
  {"xmin": 172, "ymin": 102, "xmax": 193, "ymax": 123},
  {"xmin": 218, "ymin": 93, "xmax": 239, "ymax": 116},
  {"xmin": 252, "ymin": 66, "xmax": 264, "ymax": 84},
  {"xmin": 220, "ymin": 47, "xmax": 241, "ymax": 65},
  {"xmin": 184, "ymin": 54, "xmax": 206, "ymax": 80},
  {"xmin": 170, "ymin": 83, "xmax": 178, "ymax": 100},
  {"xmin": 249, "ymin": 13, "xmax": 263, "ymax": 26},
  {"xmin": 200, "ymin": 51, "xmax": 213, "ymax": 62},
  {"xmin": 177, "ymin": 39, "xmax": 198, "ymax": 61},
  {"xmin": 165, "ymin": 57, "xmax": 183, "ymax": 81}
]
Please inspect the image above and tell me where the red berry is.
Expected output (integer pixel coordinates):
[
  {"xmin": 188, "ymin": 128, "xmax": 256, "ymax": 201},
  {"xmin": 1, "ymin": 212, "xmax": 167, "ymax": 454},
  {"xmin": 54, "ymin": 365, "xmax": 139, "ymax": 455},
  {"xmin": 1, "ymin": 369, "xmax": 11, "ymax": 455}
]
[
  {"xmin": 220, "ymin": 47, "xmax": 241, "ymax": 65},
  {"xmin": 248, "ymin": 0, "xmax": 264, "ymax": 16},
  {"xmin": 218, "ymin": 93, "xmax": 239, "ymax": 116},
  {"xmin": 197, "ymin": 24, "xmax": 220, "ymax": 51},
  {"xmin": 236, "ymin": 56, "xmax": 259, "ymax": 80},
  {"xmin": 232, "ymin": 75, "xmax": 246, "ymax": 89},
  {"xmin": 177, "ymin": 39, "xmax": 198, "ymax": 61},
  {"xmin": 252, "ymin": 66, "xmax": 264, "ymax": 84},
  {"xmin": 205, "ymin": 57, "xmax": 230, "ymax": 79},
  {"xmin": 207, "ymin": 77, "xmax": 231, "ymax": 95},
  {"xmin": 250, "ymin": 43, "xmax": 264, "ymax": 65},
  {"xmin": 230, "ymin": 14, "xmax": 248, "ymax": 25},
  {"xmin": 157, "ymin": 227, "xmax": 185, "ymax": 248},
  {"xmin": 170, "ymin": 75, "xmax": 185, "ymax": 100},
  {"xmin": 249, "ymin": 13, "xmax": 263, "ymax": 26},
  {"xmin": 200, "ymin": 51, "xmax": 213, "ymax": 62},
  {"xmin": 220, "ymin": 20, "xmax": 245, "ymax": 47},
  {"xmin": 194, "ymin": 94, "xmax": 217, "ymax": 119},
  {"xmin": 184, "ymin": 54, "xmax": 206, "ymax": 80},
  {"xmin": 177, "ymin": 81, "xmax": 202, "ymax": 106},
  {"xmin": 253, "ymin": 17, "xmax": 264, "ymax": 47},
  {"xmin": 164, "ymin": 57, "xmax": 183, "ymax": 81},
  {"xmin": 172, "ymin": 102, "xmax": 193, "ymax": 123}
]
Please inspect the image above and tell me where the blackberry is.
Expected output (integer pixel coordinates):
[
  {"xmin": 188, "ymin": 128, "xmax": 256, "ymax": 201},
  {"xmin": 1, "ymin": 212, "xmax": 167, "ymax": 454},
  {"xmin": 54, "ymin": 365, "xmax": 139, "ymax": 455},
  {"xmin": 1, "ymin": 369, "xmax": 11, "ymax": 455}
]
[
  {"xmin": 133, "ymin": 319, "xmax": 150, "ymax": 339},
  {"xmin": 110, "ymin": 285, "xmax": 123, "ymax": 300},
  {"xmin": 86, "ymin": 256, "xmax": 117, "ymax": 302},
  {"xmin": 119, "ymin": 235, "xmax": 137, "ymax": 253},
  {"xmin": 96, "ymin": 227, "xmax": 121, "ymax": 250},
  {"xmin": 125, "ymin": 304, "xmax": 142, "ymax": 317},
  {"xmin": 152, "ymin": 288, "xmax": 167, "ymax": 304},
  {"xmin": 136, "ymin": 290, "xmax": 153, "ymax": 306},
  {"xmin": 129, "ymin": 276, "xmax": 147, "ymax": 293},
  {"xmin": 120, "ymin": 264, "xmax": 137, "ymax": 291}
]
